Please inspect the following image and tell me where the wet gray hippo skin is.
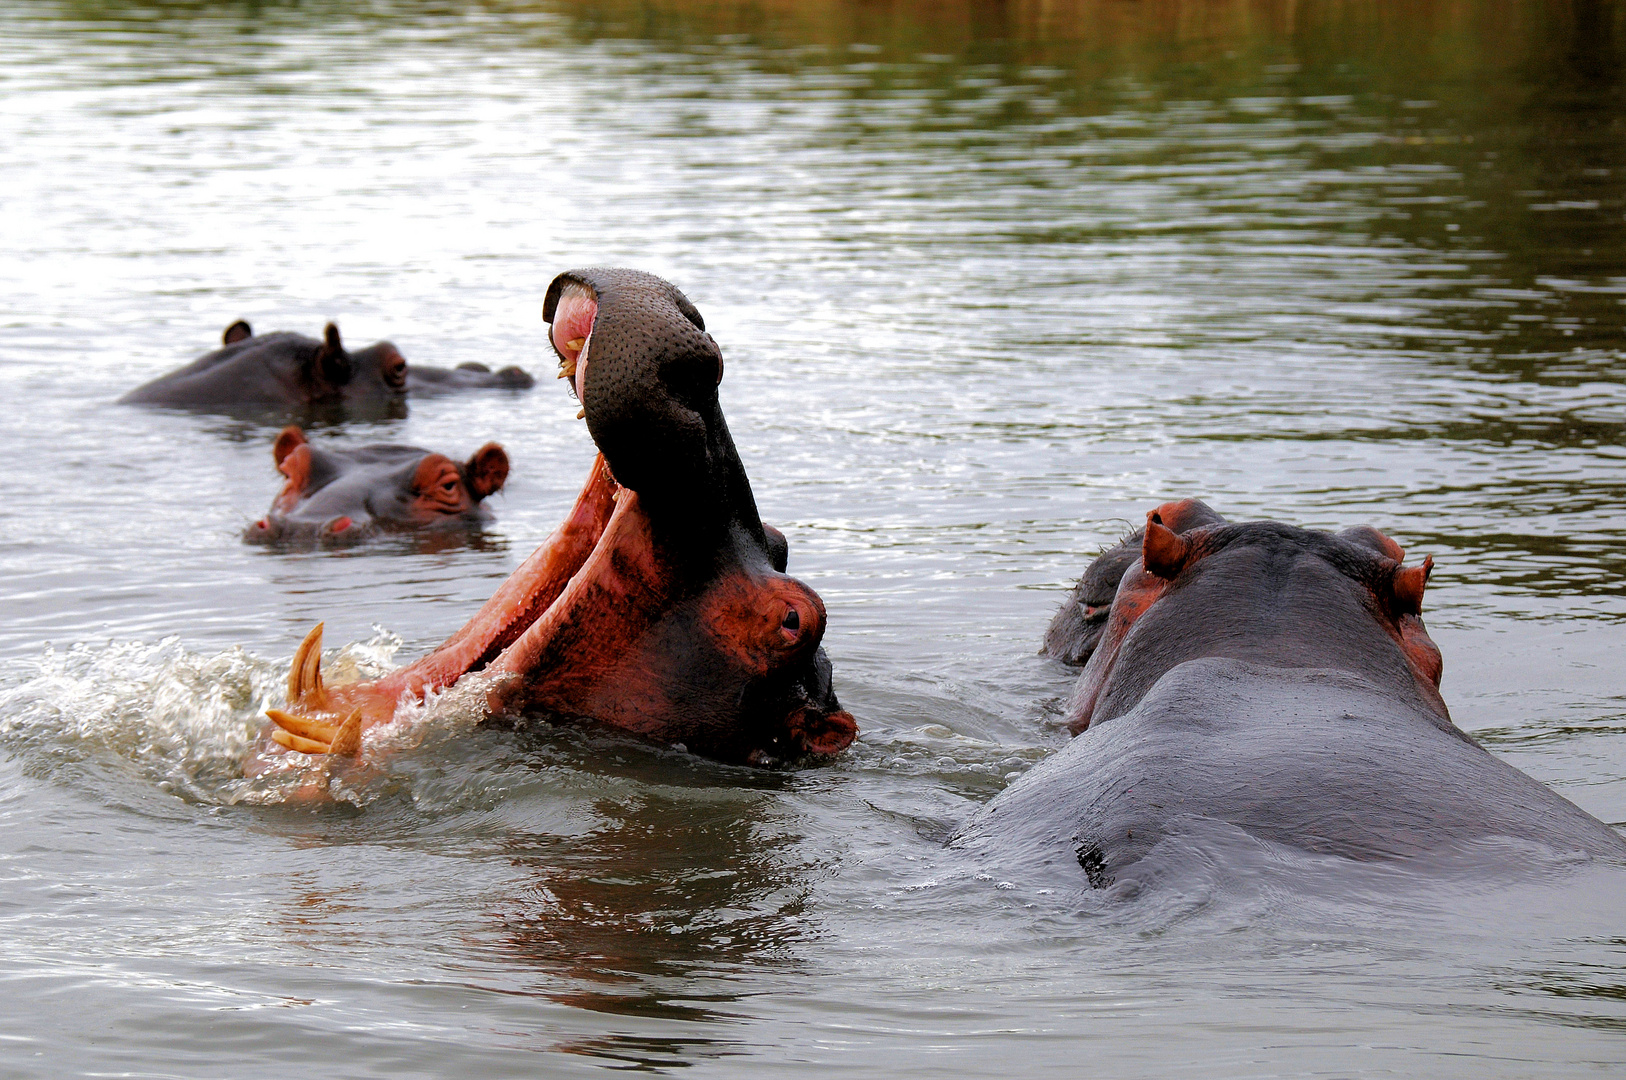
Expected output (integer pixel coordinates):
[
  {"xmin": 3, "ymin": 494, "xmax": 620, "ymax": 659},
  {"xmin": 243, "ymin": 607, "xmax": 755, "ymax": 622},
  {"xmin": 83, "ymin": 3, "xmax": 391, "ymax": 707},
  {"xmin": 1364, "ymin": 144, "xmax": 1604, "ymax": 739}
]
[
  {"xmin": 243, "ymin": 425, "xmax": 508, "ymax": 546},
  {"xmin": 406, "ymin": 360, "xmax": 535, "ymax": 394},
  {"xmin": 120, "ymin": 320, "xmax": 533, "ymax": 415},
  {"xmin": 958, "ymin": 500, "xmax": 1626, "ymax": 887}
]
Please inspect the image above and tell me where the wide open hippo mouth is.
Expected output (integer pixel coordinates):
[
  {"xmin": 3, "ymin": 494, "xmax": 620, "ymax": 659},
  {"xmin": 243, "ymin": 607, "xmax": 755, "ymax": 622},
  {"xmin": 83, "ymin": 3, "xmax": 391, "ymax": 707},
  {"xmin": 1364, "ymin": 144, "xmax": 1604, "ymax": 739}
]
[
  {"xmin": 268, "ymin": 269, "xmax": 856, "ymax": 767},
  {"xmin": 504, "ymin": 268, "xmax": 855, "ymax": 762}
]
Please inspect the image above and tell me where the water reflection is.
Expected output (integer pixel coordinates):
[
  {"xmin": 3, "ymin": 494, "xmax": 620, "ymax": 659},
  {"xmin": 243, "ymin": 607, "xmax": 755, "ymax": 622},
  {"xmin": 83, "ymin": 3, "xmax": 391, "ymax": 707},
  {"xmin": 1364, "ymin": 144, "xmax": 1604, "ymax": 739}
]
[
  {"xmin": 5, "ymin": 0, "xmax": 1626, "ymax": 1072},
  {"xmin": 494, "ymin": 775, "xmax": 809, "ymax": 1020}
]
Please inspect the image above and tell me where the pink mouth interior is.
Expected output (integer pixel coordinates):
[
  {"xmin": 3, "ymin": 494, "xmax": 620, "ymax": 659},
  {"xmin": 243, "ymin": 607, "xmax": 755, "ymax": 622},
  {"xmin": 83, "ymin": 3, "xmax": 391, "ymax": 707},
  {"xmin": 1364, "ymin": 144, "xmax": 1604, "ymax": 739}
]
[{"xmin": 550, "ymin": 286, "xmax": 598, "ymax": 403}]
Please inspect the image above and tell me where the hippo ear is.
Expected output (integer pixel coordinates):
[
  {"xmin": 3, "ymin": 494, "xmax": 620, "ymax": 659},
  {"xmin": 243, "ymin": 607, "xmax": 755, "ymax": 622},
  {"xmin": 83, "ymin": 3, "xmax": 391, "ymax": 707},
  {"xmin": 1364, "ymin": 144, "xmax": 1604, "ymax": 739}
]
[
  {"xmin": 465, "ymin": 443, "xmax": 509, "ymax": 499},
  {"xmin": 1142, "ymin": 513, "xmax": 1191, "ymax": 580},
  {"xmin": 272, "ymin": 425, "xmax": 307, "ymax": 467},
  {"xmin": 316, "ymin": 323, "xmax": 351, "ymax": 385},
  {"xmin": 223, "ymin": 320, "xmax": 252, "ymax": 345},
  {"xmin": 275, "ymin": 443, "xmax": 312, "ymax": 504},
  {"xmin": 1391, "ymin": 555, "xmax": 1433, "ymax": 615},
  {"xmin": 1151, "ymin": 498, "xmax": 1226, "ymax": 533}
]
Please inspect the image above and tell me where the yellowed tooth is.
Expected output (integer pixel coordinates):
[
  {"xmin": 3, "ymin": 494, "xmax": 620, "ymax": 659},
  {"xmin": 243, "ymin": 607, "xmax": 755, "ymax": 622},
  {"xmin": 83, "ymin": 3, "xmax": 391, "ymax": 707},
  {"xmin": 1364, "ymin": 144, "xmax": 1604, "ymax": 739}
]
[
  {"xmin": 557, "ymin": 359, "xmax": 576, "ymax": 379},
  {"xmin": 565, "ymin": 337, "xmax": 585, "ymax": 351},
  {"xmin": 576, "ymin": 408, "xmax": 586, "ymax": 420},
  {"xmin": 329, "ymin": 708, "xmax": 364, "ymax": 756},
  {"xmin": 270, "ymin": 727, "xmax": 330, "ymax": 755}
]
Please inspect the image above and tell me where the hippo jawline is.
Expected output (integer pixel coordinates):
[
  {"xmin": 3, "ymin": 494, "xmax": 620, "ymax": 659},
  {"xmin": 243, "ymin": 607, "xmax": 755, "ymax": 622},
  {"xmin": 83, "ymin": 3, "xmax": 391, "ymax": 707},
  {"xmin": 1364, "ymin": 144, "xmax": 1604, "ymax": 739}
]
[{"xmin": 447, "ymin": 449, "xmax": 856, "ymax": 764}]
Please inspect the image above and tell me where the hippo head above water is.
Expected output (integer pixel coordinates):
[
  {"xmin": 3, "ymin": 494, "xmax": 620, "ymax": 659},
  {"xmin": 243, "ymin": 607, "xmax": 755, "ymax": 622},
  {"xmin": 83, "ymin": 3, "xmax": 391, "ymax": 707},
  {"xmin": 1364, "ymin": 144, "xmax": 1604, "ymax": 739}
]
[
  {"xmin": 1060, "ymin": 499, "xmax": 1445, "ymax": 735},
  {"xmin": 120, "ymin": 320, "xmax": 534, "ymax": 418},
  {"xmin": 256, "ymin": 268, "xmax": 856, "ymax": 772},
  {"xmin": 243, "ymin": 426, "xmax": 509, "ymax": 546},
  {"xmin": 959, "ymin": 500, "xmax": 1626, "ymax": 881},
  {"xmin": 121, "ymin": 321, "xmax": 410, "ymax": 411}
]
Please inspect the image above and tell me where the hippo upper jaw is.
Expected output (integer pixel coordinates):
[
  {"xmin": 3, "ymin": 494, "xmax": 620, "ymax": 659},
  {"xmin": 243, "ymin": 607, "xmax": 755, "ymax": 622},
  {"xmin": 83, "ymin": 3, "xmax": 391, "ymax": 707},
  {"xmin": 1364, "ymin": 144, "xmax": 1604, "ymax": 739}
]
[{"xmin": 520, "ymin": 268, "xmax": 854, "ymax": 761}]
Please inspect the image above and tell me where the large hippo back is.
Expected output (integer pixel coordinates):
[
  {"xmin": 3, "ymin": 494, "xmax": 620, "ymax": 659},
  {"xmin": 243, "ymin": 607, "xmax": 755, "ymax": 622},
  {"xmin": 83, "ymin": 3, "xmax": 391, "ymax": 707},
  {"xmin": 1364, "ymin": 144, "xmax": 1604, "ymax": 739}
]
[
  {"xmin": 957, "ymin": 656, "xmax": 1626, "ymax": 886},
  {"xmin": 961, "ymin": 503, "xmax": 1626, "ymax": 890}
]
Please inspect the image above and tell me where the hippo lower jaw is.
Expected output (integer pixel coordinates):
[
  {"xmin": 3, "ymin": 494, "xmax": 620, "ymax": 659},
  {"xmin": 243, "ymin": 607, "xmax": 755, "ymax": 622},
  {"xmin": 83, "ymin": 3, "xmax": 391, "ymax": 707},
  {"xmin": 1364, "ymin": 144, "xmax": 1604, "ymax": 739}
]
[{"xmin": 267, "ymin": 456, "xmax": 855, "ymax": 766}]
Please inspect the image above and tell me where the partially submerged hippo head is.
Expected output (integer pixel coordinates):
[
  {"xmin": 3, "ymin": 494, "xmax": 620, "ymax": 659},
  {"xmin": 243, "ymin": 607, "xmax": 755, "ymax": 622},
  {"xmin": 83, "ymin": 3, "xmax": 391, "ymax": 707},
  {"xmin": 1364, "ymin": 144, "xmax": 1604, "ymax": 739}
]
[
  {"xmin": 1042, "ymin": 499, "xmax": 1225, "ymax": 665},
  {"xmin": 958, "ymin": 506, "xmax": 1626, "ymax": 876},
  {"xmin": 407, "ymin": 361, "xmax": 535, "ymax": 394},
  {"xmin": 1061, "ymin": 499, "xmax": 1444, "ymax": 735},
  {"xmin": 266, "ymin": 269, "xmax": 856, "ymax": 768},
  {"xmin": 121, "ymin": 321, "xmax": 410, "ymax": 411},
  {"xmin": 244, "ymin": 426, "xmax": 509, "ymax": 546},
  {"xmin": 121, "ymin": 320, "xmax": 534, "ymax": 418}
]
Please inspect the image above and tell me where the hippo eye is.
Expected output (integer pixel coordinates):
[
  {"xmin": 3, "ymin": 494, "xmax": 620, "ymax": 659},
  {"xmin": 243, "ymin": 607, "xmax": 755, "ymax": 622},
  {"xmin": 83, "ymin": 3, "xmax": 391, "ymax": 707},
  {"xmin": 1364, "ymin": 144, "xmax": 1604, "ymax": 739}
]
[{"xmin": 441, "ymin": 479, "xmax": 457, "ymax": 493}]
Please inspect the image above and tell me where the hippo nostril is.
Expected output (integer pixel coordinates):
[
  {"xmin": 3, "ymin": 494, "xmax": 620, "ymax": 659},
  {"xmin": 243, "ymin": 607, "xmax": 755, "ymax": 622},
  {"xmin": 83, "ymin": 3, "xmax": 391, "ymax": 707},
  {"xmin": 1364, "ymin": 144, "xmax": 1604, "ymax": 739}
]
[{"xmin": 782, "ymin": 608, "xmax": 800, "ymax": 632}]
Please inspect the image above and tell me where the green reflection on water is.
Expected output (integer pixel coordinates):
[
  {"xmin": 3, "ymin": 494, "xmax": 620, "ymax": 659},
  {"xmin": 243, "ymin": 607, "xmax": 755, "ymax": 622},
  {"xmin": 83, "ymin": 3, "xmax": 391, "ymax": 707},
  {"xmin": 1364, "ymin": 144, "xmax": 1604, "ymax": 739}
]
[{"xmin": 37, "ymin": 0, "xmax": 1624, "ymax": 367}]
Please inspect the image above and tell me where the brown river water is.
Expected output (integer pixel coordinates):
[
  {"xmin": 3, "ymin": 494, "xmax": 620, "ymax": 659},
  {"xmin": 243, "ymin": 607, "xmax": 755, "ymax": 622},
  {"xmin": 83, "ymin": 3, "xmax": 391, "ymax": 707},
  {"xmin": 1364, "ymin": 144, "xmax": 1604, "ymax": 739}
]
[{"xmin": 1, "ymin": 0, "xmax": 1624, "ymax": 1075}]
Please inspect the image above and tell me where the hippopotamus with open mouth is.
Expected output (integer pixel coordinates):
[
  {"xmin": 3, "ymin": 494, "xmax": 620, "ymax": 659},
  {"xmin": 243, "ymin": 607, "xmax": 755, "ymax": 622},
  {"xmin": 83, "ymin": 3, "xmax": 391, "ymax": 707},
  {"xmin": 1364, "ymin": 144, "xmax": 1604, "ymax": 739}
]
[
  {"xmin": 120, "ymin": 319, "xmax": 533, "ymax": 415},
  {"xmin": 243, "ymin": 426, "xmax": 509, "ymax": 546},
  {"xmin": 958, "ymin": 500, "xmax": 1626, "ymax": 884},
  {"xmin": 254, "ymin": 269, "xmax": 856, "ymax": 771}
]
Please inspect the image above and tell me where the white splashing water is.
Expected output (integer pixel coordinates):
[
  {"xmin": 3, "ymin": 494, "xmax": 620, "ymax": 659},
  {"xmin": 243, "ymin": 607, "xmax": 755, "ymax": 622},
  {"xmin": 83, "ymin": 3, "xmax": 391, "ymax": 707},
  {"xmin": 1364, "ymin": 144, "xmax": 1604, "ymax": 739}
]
[{"xmin": 0, "ymin": 629, "xmax": 494, "ymax": 808}]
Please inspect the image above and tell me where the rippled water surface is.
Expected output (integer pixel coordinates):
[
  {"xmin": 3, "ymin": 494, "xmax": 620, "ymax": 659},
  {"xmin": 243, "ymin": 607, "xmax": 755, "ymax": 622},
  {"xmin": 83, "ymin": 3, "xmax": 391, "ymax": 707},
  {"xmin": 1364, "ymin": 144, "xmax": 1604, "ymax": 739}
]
[{"xmin": 3, "ymin": 1, "xmax": 1626, "ymax": 1075}]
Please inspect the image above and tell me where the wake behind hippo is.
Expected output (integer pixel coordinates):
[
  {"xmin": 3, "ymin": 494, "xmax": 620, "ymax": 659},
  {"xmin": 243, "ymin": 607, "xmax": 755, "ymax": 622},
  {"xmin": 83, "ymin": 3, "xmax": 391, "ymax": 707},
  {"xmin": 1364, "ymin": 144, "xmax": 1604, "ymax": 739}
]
[
  {"xmin": 120, "ymin": 319, "xmax": 533, "ymax": 419},
  {"xmin": 957, "ymin": 501, "xmax": 1626, "ymax": 889},
  {"xmin": 252, "ymin": 269, "xmax": 856, "ymax": 781}
]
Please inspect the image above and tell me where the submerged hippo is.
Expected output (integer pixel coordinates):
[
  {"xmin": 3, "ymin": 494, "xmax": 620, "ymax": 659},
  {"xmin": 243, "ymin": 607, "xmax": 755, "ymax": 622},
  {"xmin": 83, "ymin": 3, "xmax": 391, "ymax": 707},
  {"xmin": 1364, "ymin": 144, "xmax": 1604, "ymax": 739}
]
[
  {"xmin": 243, "ymin": 426, "xmax": 509, "ymax": 546},
  {"xmin": 120, "ymin": 320, "xmax": 533, "ymax": 415},
  {"xmin": 957, "ymin": 500, "xmax": 1626, "ymax": 885},
  {"xmin": 254, "ymin": 268, "xmax": 856, "ymax": 773}
]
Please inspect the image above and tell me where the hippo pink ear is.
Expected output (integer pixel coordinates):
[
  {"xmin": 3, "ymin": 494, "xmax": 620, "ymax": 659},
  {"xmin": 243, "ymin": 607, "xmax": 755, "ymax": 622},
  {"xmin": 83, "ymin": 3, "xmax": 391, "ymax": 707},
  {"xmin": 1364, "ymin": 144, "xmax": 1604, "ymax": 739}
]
[
  {"xmin": 1142, "ymin": 513, "xmax": 1191, "ymax": 580},
  {"xmin": 274, "ymin": 443, "xmax": 312, "ymax": 509},
  {"xmin": 1391, "ymin": 555, "xmax": 1433, "ymax": 615},
  {"xmin": 466, "ymin": 443, "xmax": 509, "ymax": 499},
  {"xmin": 273, "ymin": 426, "xmax": 307, "ymax": 467},
  {"xmin": 223, "ymin": 319, "xmax": 252, "ymax": 345}
]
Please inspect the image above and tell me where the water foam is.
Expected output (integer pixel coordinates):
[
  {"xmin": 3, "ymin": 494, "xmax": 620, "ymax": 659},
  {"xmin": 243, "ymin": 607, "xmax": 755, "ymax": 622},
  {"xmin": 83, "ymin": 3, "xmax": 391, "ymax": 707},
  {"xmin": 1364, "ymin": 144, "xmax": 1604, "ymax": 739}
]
[{"xmin": 0, "ymin": 629, "xmax": 495, "ymax": 807}]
